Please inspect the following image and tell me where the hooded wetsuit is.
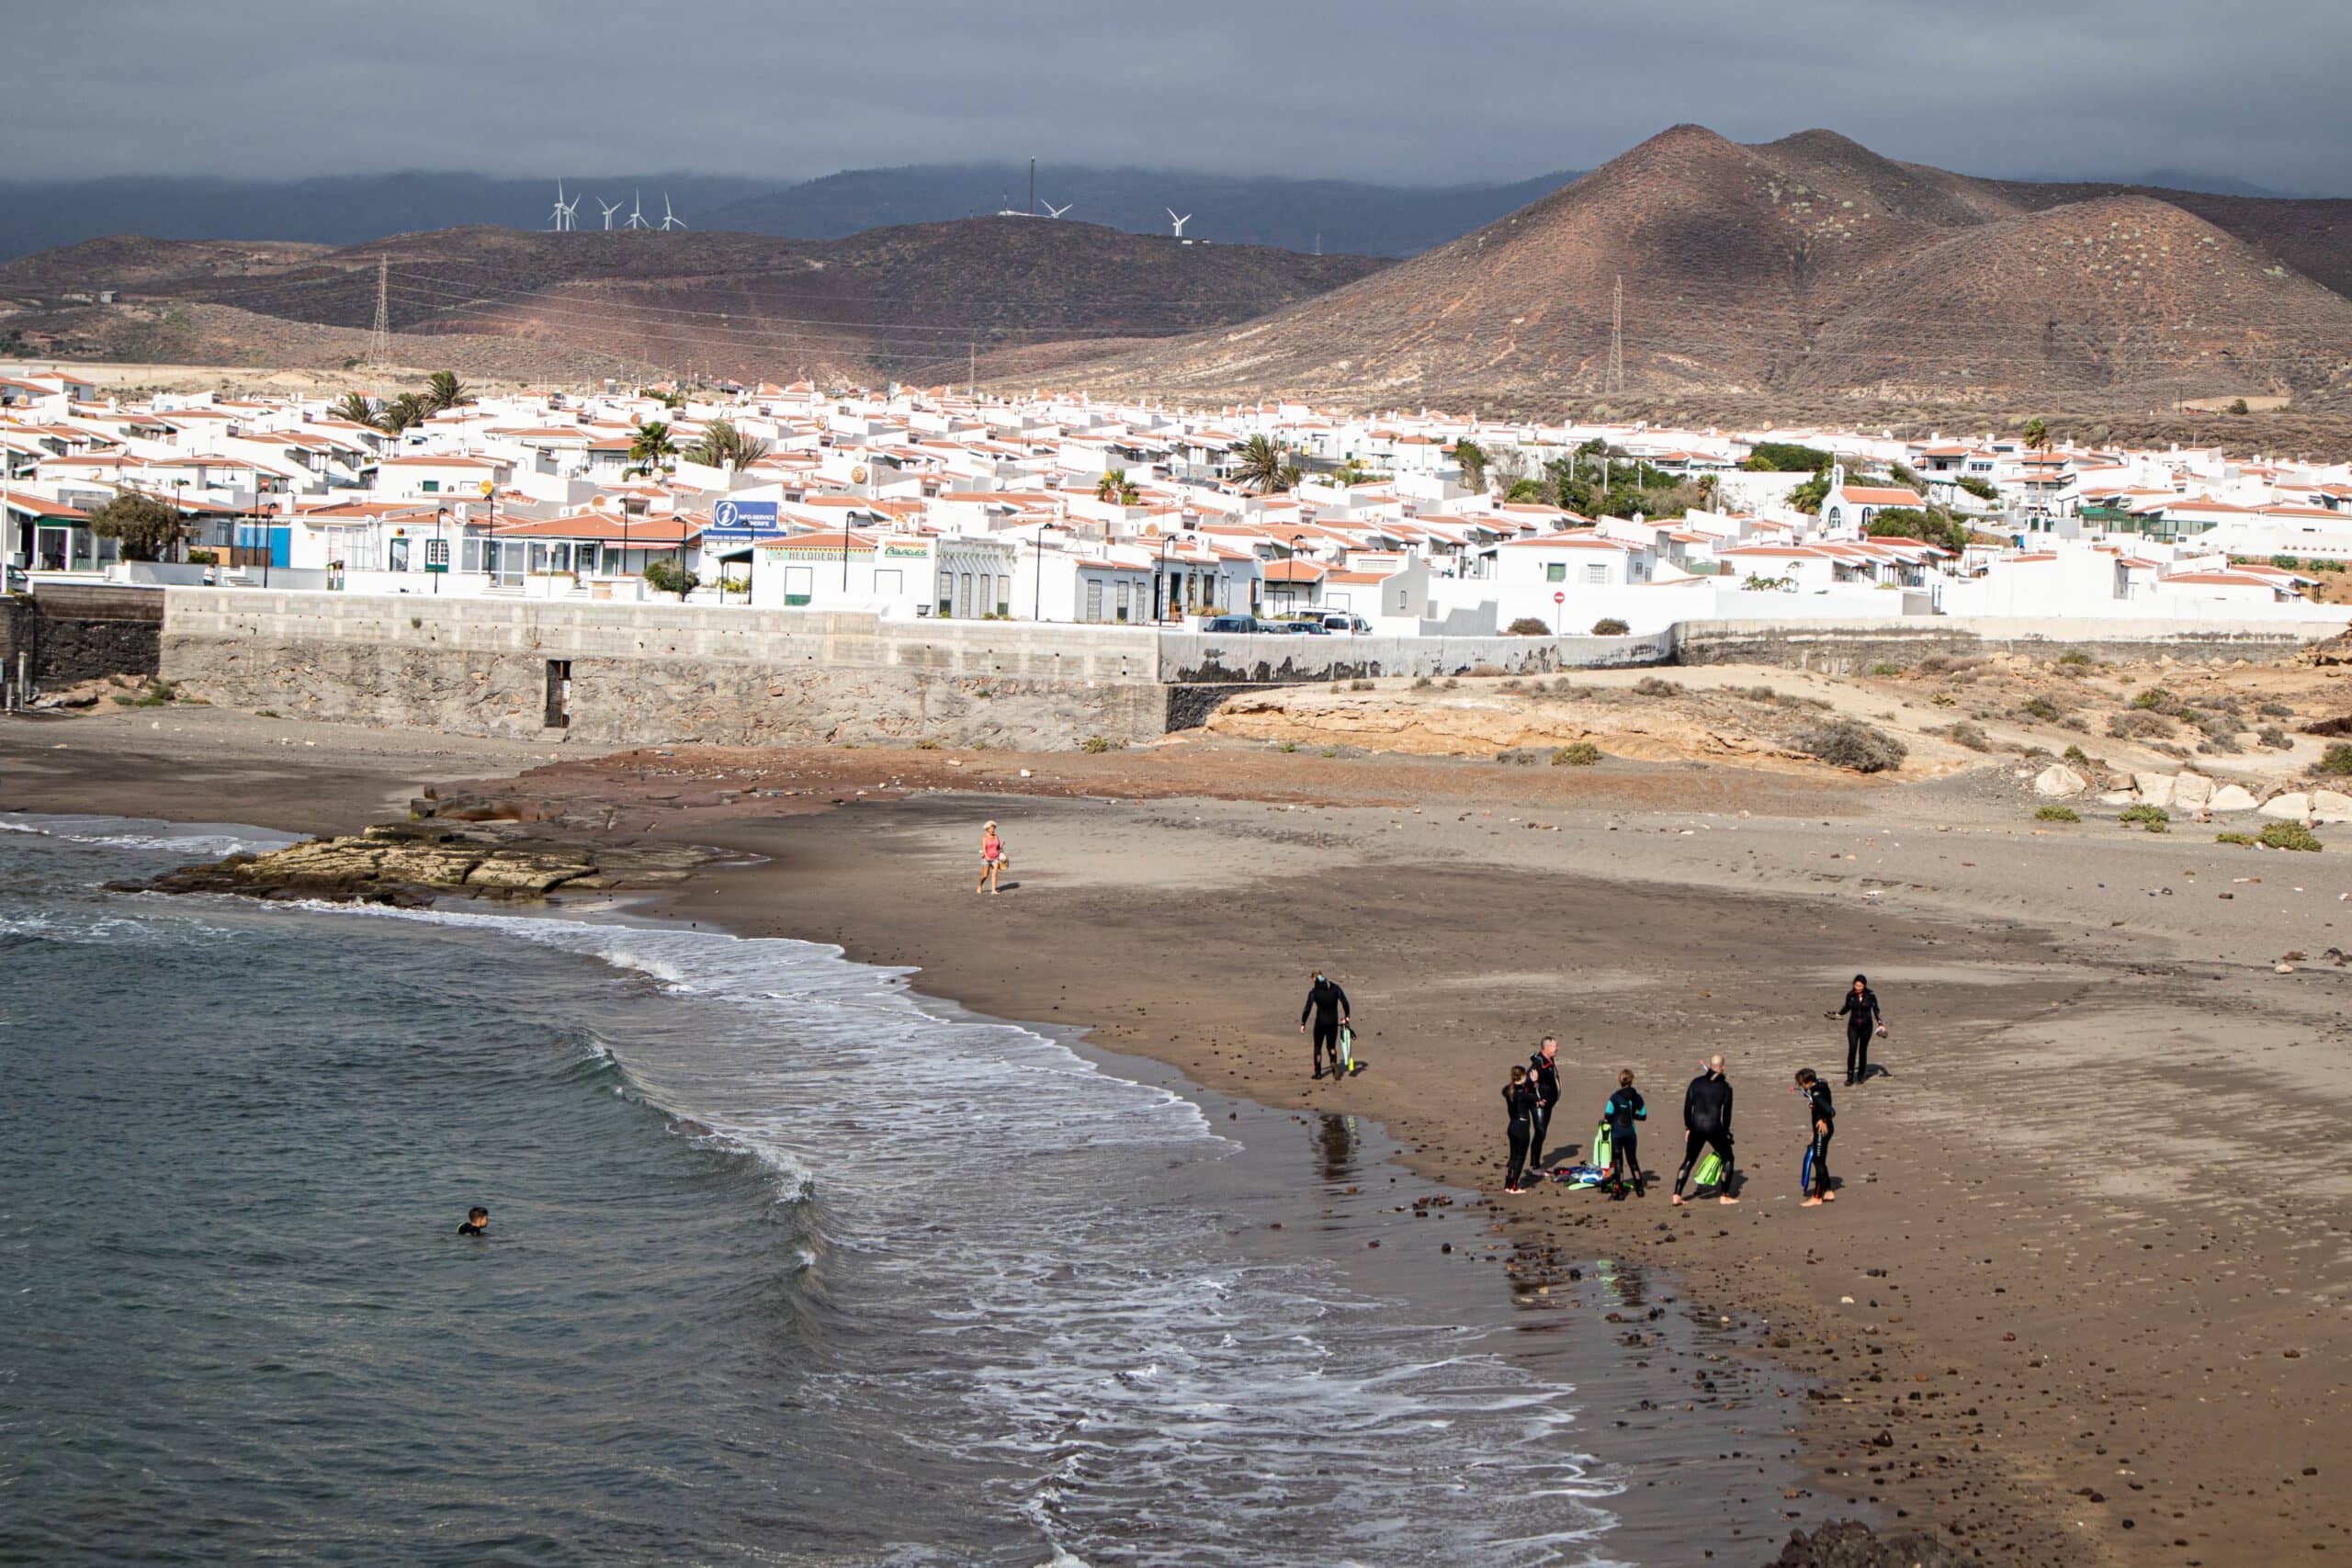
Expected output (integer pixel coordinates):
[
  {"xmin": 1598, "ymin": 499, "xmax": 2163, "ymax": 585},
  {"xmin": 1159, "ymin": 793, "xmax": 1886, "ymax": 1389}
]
[
  {"xmin": 1503, "ymin": 1079, "xmax": 1539, "ymax": 1190},
  {"xmin": 1674, "ymin": 1070, "xmax": 1735, "ymax": 1196},
  {"xmin": 1604, "ymin": 1086, "xmax": 1646, "ymax": 1193},
  {"xmin": 1302, "ymin": 977, "xmax": 1350, "ymax": 1071},
  {"xmin": 1801, "ymin": 1078, "xmax": 1836, "ymax": 1198},
  {"xmin": 1526, "ymin": 1052, "xmax": 1561, "ymax": 1167},
  {"xmin": 1838, "ymin": 987, "xmax": 1883, "ymax": 1082}
]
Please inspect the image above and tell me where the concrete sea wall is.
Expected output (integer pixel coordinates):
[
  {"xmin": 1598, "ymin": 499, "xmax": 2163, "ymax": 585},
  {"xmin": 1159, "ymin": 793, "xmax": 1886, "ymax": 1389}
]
[
  {"xmin": 160, "ymin": 591, "xmax": 1166, "ymax": 749},
  {"xmin": 1159, "ymin": 628, "xmax": 1674, "ymax": 682}
]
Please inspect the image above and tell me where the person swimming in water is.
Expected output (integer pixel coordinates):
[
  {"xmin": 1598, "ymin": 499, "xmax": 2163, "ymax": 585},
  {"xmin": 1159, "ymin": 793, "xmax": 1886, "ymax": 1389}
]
[{"xmin": 457, "ymin": 1206, "xmax": 489, "ymax": 1236}]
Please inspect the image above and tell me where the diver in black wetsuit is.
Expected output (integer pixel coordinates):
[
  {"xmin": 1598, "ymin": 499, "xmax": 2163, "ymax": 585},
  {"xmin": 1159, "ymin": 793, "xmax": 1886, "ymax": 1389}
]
[
  {"xmin": 1672, "ymin": 1055, "xmax": 1738, "ymax": 1207},
  {"xmin": 1828, "ymin": 975, "xmax": 1886, "ymax": 1086},
  {"xmin": 1502, "ymin": 1065, "xmax": 1538, "ymax": 1193},
  {"xmin": 1602, "ymin": 1069, "xmax": 1646, "ymax": 1199},
  {"xmin": 458, "ymin": 1206, "xmax": 489, "ymax": 1236},
  {"xmin": 1794, "ymin": 1068, "xmax": 1836, "ymax": 1205},
  {"xmin": 1525, "ymin": 1035, "xmax": 1562, "ymax": 1169},
  {"xmin": 1299, "ymin": 970, "xmax": 1351, "ymax": 1079}
]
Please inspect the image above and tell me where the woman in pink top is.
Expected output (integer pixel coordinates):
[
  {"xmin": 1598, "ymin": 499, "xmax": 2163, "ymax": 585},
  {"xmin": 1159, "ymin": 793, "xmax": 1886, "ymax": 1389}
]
[{"xmin": 976, "ymin": 819, "xmax": 1005, "ymax": 896}]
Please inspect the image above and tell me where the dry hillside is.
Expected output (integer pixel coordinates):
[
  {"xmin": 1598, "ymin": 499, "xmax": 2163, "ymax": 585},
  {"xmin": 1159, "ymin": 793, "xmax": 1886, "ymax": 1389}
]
[
  {"xmin": 0, "ymin": 220, "xmax": 1385, "ymax": 386},
  {"xmin": 1031, "ymin": 126, "xmax": 2352, "ymax": 407}
]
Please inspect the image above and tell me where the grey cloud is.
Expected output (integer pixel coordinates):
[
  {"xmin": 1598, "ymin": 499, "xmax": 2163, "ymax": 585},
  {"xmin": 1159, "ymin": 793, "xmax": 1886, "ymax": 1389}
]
[{"xmin": 14, "ymin": 0, "xmax": 2348, "ymax": 192}]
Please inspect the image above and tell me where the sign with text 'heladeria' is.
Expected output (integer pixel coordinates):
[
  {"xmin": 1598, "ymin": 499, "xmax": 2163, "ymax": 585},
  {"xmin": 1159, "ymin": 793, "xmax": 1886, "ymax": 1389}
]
[{"xmin": 702, "ymin": 498, "xmax": 782, "ymax": 543}]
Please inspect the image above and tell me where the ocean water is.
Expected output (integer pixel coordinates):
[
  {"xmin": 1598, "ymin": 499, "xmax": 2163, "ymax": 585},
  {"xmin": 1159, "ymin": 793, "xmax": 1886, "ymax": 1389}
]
[{"xmin": 0, "ymin": 818, "xmax": 1792, "ymax": 1566}]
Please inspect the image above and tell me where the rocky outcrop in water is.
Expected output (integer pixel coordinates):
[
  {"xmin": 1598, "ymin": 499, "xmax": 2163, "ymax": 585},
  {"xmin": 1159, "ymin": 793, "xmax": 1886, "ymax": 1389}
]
[{"xmin": 126, "ymin": 822, "xmax": 707, "ymax": 906}]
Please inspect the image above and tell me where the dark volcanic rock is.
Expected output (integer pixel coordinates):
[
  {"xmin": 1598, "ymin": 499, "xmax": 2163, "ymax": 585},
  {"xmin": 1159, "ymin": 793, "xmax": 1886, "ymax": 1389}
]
[{"xmin": 1770, "ymin": 1520, "xmax": 1968, "ymax": 1567}]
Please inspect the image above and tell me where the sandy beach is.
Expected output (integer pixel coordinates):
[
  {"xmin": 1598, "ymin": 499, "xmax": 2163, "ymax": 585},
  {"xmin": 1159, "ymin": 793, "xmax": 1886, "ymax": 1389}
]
[{"xmin": 6, "ymin": 704, "xmax": 2346, "ymax": 1565}]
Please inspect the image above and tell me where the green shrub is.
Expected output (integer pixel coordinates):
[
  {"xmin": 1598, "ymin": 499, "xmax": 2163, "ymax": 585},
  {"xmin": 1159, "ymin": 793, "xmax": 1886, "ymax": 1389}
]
[
  {"xmin": 2258, "ymin": 725, "xmax": 2290, "ymax": 750},
  {"xmin": 2316, "ymin": 743, "xmax": 2352, "ymax": 776},
  {"xmin": 1930, "ymin": 692, "xmax": 1957, "ymax": 707},
  {"xmin": 2035, "ymin": 806, "xmax": 2080, "ymax": 822},
  {"xmin": 1506, "ymin": 616, "xmax": 1554, "ymax": 636},
  {"xmin": 2120, "ymin": 804, "xmax": 2170, "ymax": 831},
  {"xmin": 2062, "ymin": 744, "xmax": 2090, "ymax": 765},
  {"xmin": 2056, "ymin": 651, "xmax": 2093, "ymax": 668},
  {"xmin": 2256, "ymin": 701, "xmax": 2293, "ymax": 718},
  {"xmin": 2259, "ymin": 821, "xmax": 2324, "ymax": 852},
  {"xmin": 2021, "ymin": 695, "xmax": 2061, "ymax": 722},
  {"xmin": 2109, "ymin": 710, "xmax": 2172, "ymax": 739},
  {"xmin": 1866, "ymin": 661, "xmax": 1905, "ymax": 676},
  {"xmin": 1798, "ymin": 718, "xmax": 1908, "ymax": 773},
  {"xmin": 1945, "ymin": 722, "xmax": 1991, "ymax": 751},
  {"xmin": 2130, "ymin": 686, "xmax": 2173, "ymax": 711},
  {"xmin": 2272, "ymin": 555, "xmax": 2301, "ymax": 571},
  {"xmin": 1590, "ymin": 617, "xmax": 1630, "ymax": 637},
  {"xmin": 1080, "ymin": 734, "xmax": 1114, "ymax": 754},
  {"xmin": 2215, "ymin": 831, "xmax": 2257, "ymax": 846},
  {"xmin": 1279, "ymin": 740, "xmax": 1297, "ymax": 753},
  {"xmin": 1551, "ymin": 741, "xmax": 1603, "ymax": 766}
]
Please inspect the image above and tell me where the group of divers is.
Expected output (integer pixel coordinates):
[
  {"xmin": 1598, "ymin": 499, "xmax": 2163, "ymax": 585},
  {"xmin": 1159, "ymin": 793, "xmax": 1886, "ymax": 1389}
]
[{"xmin": 1302, "ymin": 969, "xmax": 1891, "ymax": 1207}]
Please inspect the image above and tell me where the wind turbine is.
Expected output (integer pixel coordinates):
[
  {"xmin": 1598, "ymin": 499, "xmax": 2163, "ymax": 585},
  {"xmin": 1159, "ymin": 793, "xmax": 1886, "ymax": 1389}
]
[
  {"xmin": 560, "ymin": 192, "xmax": 582, "ymax": 231},
  {"xmin": 625, "ymin": 190, "xmax": 649, "ymax": 230},
  {"xmin": 1167, "ymin": 209, "xmax": 1192, "ymax": 239},
  {"xmin": 1042, "ymin": 199, "xmax": 1073, "ymax": 220},
  {"xmin": 549, "ymin": 179, "xmax": 574, "ymax": 231},
  {"xmin": 660, "ymin": 193, "xmax": 685, "ymax": 231},
  {"xmin": 597, "ymin": 197, "xmax": 622, "ymax": 230}
]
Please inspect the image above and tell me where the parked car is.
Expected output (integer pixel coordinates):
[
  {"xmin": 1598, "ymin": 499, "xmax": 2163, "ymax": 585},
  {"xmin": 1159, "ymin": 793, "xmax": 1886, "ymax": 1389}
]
[
  {"xmin": 1276, "ymin": 618, "xmax": 1329, "ymax": 635},
  {"xmin": 1317, "ymin": 612, "xmax": 1372, "ymax": 634},
  {"xmin": 1200, "ymin": 614, "xmax": 1275, "ymax": 634}
]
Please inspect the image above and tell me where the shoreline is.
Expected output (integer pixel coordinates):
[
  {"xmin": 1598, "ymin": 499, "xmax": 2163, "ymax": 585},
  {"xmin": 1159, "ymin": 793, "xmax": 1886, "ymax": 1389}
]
[{"xmin": 10, "ymin": 707, "xmax": 2349, "ymax": 1564}]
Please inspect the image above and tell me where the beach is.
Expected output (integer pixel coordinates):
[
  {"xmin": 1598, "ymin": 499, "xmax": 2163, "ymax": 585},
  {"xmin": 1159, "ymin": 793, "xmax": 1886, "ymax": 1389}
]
[{"xmin": 6, "ymin": 705, "xmax": 2346, "ymax": 1564}]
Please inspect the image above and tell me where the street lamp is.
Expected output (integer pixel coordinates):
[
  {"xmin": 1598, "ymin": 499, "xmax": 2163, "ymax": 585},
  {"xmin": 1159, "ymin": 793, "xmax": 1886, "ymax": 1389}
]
[
  {"xmin": 1157, "ymin": 533, "xmax": 1172, "ymax": 624},
  {"xmin": 1288, "ymin": 533, "xmax": 1306, "ymax": 617},
  {"xmin": 1033, "ymin": 521, "xmax": 1046, "ymax": 622},
  {"xmin": 434, "ymin": 505, "xmax": 446, "ymax": 594}
]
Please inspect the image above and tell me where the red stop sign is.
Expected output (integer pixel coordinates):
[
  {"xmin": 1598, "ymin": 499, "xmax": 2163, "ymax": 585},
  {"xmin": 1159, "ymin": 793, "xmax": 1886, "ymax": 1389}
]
[{"xmin": 1553, "ymin": 591, "xmax": 1566, "ymax": 604}]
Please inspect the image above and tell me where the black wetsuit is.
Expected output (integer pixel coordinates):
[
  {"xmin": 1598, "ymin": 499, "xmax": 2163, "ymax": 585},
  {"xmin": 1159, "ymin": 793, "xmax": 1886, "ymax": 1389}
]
[
  {"xmin": 1503, "ymin": 1080, "xmax": 1539, "ymax": 1190},
  {"xmin": 1526, "ymin": 1053, "xmax": 1561, "ymax": 1168},
  {"xmin": 1838, "ymin": 987, "xmax": 1883, "ymax": 1083},
  {"xmin": 458, "ymin": 1221, "xmax": 487, "ymax": 1236},
  {"xmin": 1801, "ymin": 1079, "xmax": 1836, "ymax": 1198},
  {"xmin": 1603, "ymin": 1086, "xmax": 1646, "ymax": 1194},
  {"xmin": 1301, "ymin": 977, "xmax": 1350, "ymax": 1073},
  {"xmin": 1675, "ymin": 1070, "xmax": 1735, "ymax": 1196}
]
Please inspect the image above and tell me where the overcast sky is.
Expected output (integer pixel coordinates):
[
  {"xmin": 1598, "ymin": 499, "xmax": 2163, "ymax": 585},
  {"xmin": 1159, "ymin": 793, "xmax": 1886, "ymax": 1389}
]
[{"xmin": 18, "ymin": 0, "xmax": 2349, "ymax": 193}]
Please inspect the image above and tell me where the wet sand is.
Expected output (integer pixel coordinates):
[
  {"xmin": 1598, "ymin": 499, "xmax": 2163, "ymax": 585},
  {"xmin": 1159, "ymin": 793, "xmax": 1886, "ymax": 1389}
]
[{"xmin": 9, "ymin": 708, "xmax": 2347, "ymax": 1564}]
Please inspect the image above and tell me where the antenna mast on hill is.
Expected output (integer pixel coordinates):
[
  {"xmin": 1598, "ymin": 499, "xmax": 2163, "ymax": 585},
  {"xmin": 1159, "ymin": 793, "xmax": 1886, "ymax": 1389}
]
[
  {"xmin": 368, "ymin": 255, "xmax": 390, "ymax": 367},
  {"xmin": 1606, "ymin": 274, "xmax": 1624, "ymax": 395}
]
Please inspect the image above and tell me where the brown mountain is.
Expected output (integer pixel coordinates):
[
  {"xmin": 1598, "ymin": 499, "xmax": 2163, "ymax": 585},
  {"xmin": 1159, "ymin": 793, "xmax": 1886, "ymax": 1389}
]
[
  {"xmin": 1033, "ymin": 126, "xmax": 2352, "ymax": 406},
  {"xmin": 0, "ymin": 220, "xmax": 1385, "ymax": 385}
]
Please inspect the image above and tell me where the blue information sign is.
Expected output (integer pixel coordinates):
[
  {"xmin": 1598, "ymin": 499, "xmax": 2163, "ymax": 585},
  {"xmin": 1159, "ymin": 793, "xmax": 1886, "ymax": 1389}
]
[{"xmin": 704, "ymin": 499, "xmax": 781, "ymax": 543}]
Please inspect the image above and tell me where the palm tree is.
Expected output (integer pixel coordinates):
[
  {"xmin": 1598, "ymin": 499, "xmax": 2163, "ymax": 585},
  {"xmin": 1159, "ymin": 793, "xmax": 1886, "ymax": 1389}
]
[
  {"xmin": 331, "ymin": 391, "xmax": 375, "ymax": 426},
  {"xmin": 684, "ymin": 419, "xmax": 770, "ymax": 469},
  {"xmin": 1094, "ymin": 468, "xmax": 1139, "ymax": 505},
  {"xmin": 629, "ymin": 421, "xmax": 678, "ymax": 476},
  {"xmin": 2021, "ymin": 416, "xmax": 2050, "ymax": 455},
  {"xmin": 1231, "ymin": 434, "xmax": 1299, "ymax": 495},
  {"xmin": 379, "ymin": 392, "xmax": 427, "ymax": 434},
  {"xmin": 1695, "ymin": 472, "xmax": 1721, "ymax": 508},
  {"xmin": 424, "ymin": 370, "xmax": 472, "ymax": 413},
  {"xmin": 1450, "ymin": 438, "xmax": 1488, "ymax": 493}
]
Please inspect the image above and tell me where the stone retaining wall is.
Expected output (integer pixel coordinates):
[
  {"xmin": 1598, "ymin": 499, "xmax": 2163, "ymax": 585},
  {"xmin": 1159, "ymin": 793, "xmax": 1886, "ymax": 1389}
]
[
  {"xmin": 1674, "ymin": 616, "xmax": 2339, "ymax": 673},
  {"xmin": 161, "ymin": 591, "xmax": 1165, "ymax": 749},
  {"xmin": 2, "ymin": 583, "xmax": 164, "ymax": 692},
  {"xmin": 1159, "ymin": 628, "xmax": 1674, "ymax": 683}
]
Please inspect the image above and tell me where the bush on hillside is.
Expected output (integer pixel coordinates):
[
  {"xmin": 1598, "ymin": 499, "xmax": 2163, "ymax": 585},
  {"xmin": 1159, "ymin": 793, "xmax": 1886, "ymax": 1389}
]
[
  {"xmin": 2316, "ymin": 742, "xmax": 2352, "ymax": 776},
  {"xmin": 1944, "ymin": 722, "xmax": 1991, "ymax": 751},
  {"xmin": 1797, "ymin": 718, "xmax": 1907, "ymax": 773},
  {"xmin": 1633, "ymin": 675, "xmax": 1681, "ymax": 697},
  {"xmin": 2035, "ymin": 806, "xmax": 2080, "ymax": 822},
  {"xmin": 1590, "ymin": 617, "xmax": 1629, "ymax": 637},
  {"xmin": 2259, "ymin": 821, "xmax": 2324, "ymax": 852},
  {"xmin": 1506, "ymin": 617, "xmax": 1553, "ymax": 636},
  {"xmin": 1551, "ymin": 741, "xmax": 1602, "ymax": 766}
]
